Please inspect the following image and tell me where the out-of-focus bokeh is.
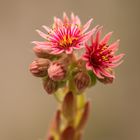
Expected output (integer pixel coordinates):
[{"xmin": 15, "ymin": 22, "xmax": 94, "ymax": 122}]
[{"xmin": 0, "ymin": 0, "xmax": 139, "ymax": 140}]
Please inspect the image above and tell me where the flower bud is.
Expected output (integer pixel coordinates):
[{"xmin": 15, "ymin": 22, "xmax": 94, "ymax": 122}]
[
  {"xmin": 29, "ymin": 58, "xmax": 50, "ymax": 77},
  {"xmin": 43, "ymin": 78, "xmax": 58, "ymax": 94},
  {"xmin": 33, "ymin": 46, "xmax": 49, "ymax": 58},
  {"xmin": 48, "ymin": 62, "xmax": 66, "ymax": 81},
  {"xmin": 74, "ymin": 71, "xmax": 90, "ymax": 91}
]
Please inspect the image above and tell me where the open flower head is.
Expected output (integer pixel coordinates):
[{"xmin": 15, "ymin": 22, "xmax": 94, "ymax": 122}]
[
  {"xmin": 83, "ymin": 28, "xmax": 125, "ymax": 79},
  {"xmin": 33, "ymin": 12, "xmax": 98, "ymax": 55}
]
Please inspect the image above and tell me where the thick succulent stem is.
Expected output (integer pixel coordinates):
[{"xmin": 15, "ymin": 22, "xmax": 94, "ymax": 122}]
[{"xmin": 47, "ymin": 88, "xmax": 90, "ymax": 140}]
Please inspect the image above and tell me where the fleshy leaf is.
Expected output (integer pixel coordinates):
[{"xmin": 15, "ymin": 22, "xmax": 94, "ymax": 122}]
[{"xmin": 87, "ymin": 70, "xmax": 97, "ymax": 86}]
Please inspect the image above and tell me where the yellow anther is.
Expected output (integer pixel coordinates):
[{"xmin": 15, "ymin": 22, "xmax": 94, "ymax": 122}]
[
  {"xmin": 59, "ymin": 35, "xmax": 78, "ymax": 48},
  {"xmin": 102, "ymin": 55, "xmax": 108, "ymax": 61}
]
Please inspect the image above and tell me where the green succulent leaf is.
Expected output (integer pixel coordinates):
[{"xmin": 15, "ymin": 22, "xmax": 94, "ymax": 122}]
[{"xmin": 87, "ymin": 70, "xmax": 97, "ymax": 86}]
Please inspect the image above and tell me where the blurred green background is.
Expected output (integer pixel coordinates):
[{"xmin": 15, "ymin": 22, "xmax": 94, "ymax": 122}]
[{"xmin": 0, "ymin": 0, "xmax": 139, "ymax": 140}]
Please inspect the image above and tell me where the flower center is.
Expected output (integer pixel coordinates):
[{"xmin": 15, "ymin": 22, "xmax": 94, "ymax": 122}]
[
  {"xmin": 90, "ymin": 45, "xmax": 112, "ymax": 67},
  {"xmin": 59, "ymin": 35, "xmax": 78, "ymax": 48}
]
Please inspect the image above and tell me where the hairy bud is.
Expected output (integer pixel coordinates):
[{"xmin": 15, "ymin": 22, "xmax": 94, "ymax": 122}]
[
  {"xmin": 74, "ymin": 71, "xmax": 90, "ymax": 91},
  {"xmin": 33, "ymin": 44, "xmax": 52, "ymax": 58},
  {"xmin": 43, "ymin": 78, "xmax": 58, "ymax": 94},
  {"xmin": 48, "ymin": 62, "xmax": 66, "ymax": 81},
  {"xmin": 29, "ymin": 58, "xmax": 50, "ymax": 77}
]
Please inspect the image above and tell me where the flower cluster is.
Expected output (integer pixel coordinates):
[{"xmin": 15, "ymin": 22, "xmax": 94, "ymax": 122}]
[
  {"xmin": 30, "ymin": 12, "xmax": 124, "ymax": 94},
  {"xmin": 29, "ymin": 12, "xmax": 124, "ymax": 140}
]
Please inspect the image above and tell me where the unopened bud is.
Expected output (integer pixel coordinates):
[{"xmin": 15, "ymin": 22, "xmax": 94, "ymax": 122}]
[
  {"xmin": 74, "ymin": 71, "xmax": 90, "ymax": 91},
  {"xmin": 29, "ymin": 58, "xmax": 50, "ymax": 77},
  {"xmin": 43, "ymin": 78, "xmax": 58, "ymax": 94},
  {"xmin": 61, "ymin": 126, "xmax": 75, "ymax": 140},
  {"xmin": 62, "ymin": 91, "xmax": 76, "ymax": 121},
  {"xmin": 48, "ymin": 62, "xmax": 66, "ymax": 81},
  {"xmin": 33, "ymin": 42, "xmax": 52, "ymax": 58}
]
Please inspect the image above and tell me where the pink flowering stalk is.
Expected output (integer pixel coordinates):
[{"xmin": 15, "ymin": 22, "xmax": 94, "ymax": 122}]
[{"xmin": 29, "ymin": 13, "xmax": 124, "ymax": 140}]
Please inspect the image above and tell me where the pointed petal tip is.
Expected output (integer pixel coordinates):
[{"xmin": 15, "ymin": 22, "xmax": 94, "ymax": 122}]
[
  {"xmin": 89, "ymin": 18, "xmax": 93, "ymax": 22},
  {"xmin": 71, "ymin": 12, "xmax": 74, "ymax": 16},
  {"xmin": 42, "ymin": 25, "xmax": 47, "ymax": 29},
  {"xmin": 87, "ymin": 18, "xmax": 93, "ymax": 25},
  {"xmin": 35, "ymin": 29, "xmax": 40, "ymax": 33},
  {"xmin": 108, "ymin": 31, "xmax": 113, "ymax": 35},
  {"xmin": 32, "ymin": 41, "xmax": 37, "ymax": 44},
  {"xmin": 95, "ymin": 25, "xmax": 100, "ymax": 30},
  {"xmin": 63, "ymin": 11, "xmax": 66, "ymax": 15},
  {"xmin": 117, "ymin": 39, "xmax": 120, "ymax": 43},
  {"xmin": 115, "ymin": 39, "xmax": 120, "ymax": 46},
  {"xmin": 99, "ymin": 26, "xmax": 103, "ymax": 30},
  {"xmin": 63, "ymin": 12, "xmax": 68, "ymax": 18},
  {"xmin": 42, "ymin": 25, "xmax": 48, "ymax": 29},
  {"xmin": 91, "ymin": 25, "xmax": 100, "ymax": 33}
]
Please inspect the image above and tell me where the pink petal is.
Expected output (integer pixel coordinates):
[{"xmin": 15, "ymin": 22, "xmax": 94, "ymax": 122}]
[
  {"xmin": 53, "ymin": 17, "xmax": 63, "ymax": 28},
  {"xmin": 32, "ymin": 42, "xmax": 53, "ymax": 49},
  {"xmin": 82, "ymin": 18, "xmax": 93, "ymax": 33},
  {"xmin": 71, "ymin": 25, "xmax": 78, "ymax": 36},
  {"xmin": 110, "ymin": 53, "xmax": 125, "ymax": 62},
  {"xmin": 42, "ymin": 25, "xmax": 54, "ymax": 34},
  {"xmin": 51, "ymin": 49, "xmax": 64, "ymax": 54},
  {"xmin": 36, "ymin": 30, "xmax": 48, "ymax": 39},
  {"xmin": 82, "ymin": 54, "xmax": 89, "ymax": 61},
  {"xmin": 99, "ymin": 67, "xmax": 115, "ymax": 78},
  {"xmin": 71, "ymin": 12, "xmax": 75, "ymax": 21},
  {"xmin": 66, "ymin": 47, "xmax": 73, "ymax": 54},
  {"xmin": 94, "ymin": 27, "xmax": 103, "ymax": 50},
  {"xmin": 108, "ymin": 40, "xmax": 120, "ymax": 51},
  {"xmin": 32, "ymin": 41, "xmax": 48, "ymax": 45},
  {"xmin": 75, "ymin": 16, "xmax": 81, "ymax": 26},
  {"xmin": 93, "ymin": 68, "xmax": 104, "ymax": 79},
  {"xmin": 100, "ymin": 32, "xmax": 113, "ymax": 45},
  {"xmin": 86, "ymin": 62, "xmax": 92, "ymax": 70},
  {"xmin": 109, "ymin": 60, "xmax": 124, "ymax": 68},
  {"xmin": 102, "ymin": 40, "xmax": 120, "ymax": 54},
  {"xmin": 80, "ymin": 25, "xmax": 99, "ymax": 42},
  {"xmin": 53, "ymin": 17, "xmax": 58, "ymax": 26},
  {"xmin": 63, "ymin": 12, "xmax": 69, "ymax": 23},
  {"xmin": 71, "ymin": 13, "xmax": 81, "ymax": 25}
]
